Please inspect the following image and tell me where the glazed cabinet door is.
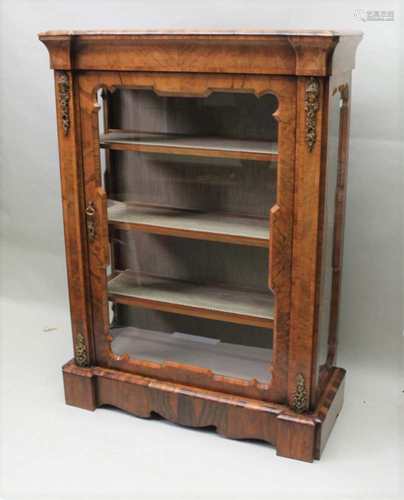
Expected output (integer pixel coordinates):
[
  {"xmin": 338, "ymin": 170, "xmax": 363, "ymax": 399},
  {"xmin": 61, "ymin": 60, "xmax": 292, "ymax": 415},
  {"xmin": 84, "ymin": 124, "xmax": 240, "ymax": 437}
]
[{"xmin": 78, "ymin": 72, "xmax": 296, "ymax": 403}]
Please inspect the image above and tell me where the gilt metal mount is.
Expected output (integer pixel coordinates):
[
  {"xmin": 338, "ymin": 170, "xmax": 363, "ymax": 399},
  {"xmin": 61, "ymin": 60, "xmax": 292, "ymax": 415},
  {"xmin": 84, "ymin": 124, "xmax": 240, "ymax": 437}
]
[
  {"xmin": 304, "ymin": 77, "xmax": 320, "ymax": 152},
  {"xmin": 57, "ymin": 71, "xmax": 70, "ymax": 135},
  {"xmin": 75, "ymin": 333, "xmax": 89, "ymax": 367},
  {"xmin": 291, "ymin": 373, "xmax": 307, "ymax": 413}
]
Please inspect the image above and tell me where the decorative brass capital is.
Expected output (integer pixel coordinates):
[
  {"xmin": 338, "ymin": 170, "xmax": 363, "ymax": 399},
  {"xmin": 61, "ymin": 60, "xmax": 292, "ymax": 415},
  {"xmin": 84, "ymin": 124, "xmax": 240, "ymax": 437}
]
[
  {"xmin": 291, "ymin": 373, "xmax": 307, "ymax": 413},
  {"xmin": 333, "ymin": 83, "xmax": 349, "ymax": 105},
  {"xmin": 75, "ymin": 333, "xmax": 89, "ymax": 367},
  {"xmin": 304, "ymin": 77, "xmax": 320, "ymax": 152},
  {"xmin": 57, "ymin": 71, "xmax": 70, "ymax": 135}
]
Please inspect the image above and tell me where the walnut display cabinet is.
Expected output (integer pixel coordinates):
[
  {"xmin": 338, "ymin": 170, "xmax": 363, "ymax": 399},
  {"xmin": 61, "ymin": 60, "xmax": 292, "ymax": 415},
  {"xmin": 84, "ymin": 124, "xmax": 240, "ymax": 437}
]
[{"xmin": 39, "ymin": 29, "xmax": 362, "ymax": 462}]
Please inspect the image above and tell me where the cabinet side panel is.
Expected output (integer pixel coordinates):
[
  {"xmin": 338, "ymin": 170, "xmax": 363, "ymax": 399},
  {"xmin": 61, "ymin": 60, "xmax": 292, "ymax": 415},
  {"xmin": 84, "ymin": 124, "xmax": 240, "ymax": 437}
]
[
  {"xmin": 315, "ymin": 75, "xmax": 352, "ymax": 399},
  {"xmin": 54, "ymin": 70, "xmax": 93, "ymax": 366}
]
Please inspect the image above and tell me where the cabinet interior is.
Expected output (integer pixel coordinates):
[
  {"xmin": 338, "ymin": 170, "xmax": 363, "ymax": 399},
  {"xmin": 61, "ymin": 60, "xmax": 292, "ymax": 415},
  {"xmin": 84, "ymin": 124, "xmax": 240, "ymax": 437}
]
[{"xmin": 98, "ymin": 88, "xmax": 278, "ymax": 383}]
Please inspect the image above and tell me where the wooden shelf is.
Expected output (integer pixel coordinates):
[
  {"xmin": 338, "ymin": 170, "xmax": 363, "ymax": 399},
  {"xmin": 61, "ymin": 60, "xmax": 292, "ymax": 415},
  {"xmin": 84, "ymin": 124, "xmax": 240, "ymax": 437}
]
[
  {"xmin": 108, "ymin": 271, "xmax": 274, "ymax": 329},
  {"xmin": 100, "ymin": 131, "xmax": 278, "ymax": 161},
  {"xmin": 111, "ymin": 327, "xmax": 272, "ymax": 383},
  {"xmin": 108, "ymin": 202, "xmax": 269, "ymax": 247}
]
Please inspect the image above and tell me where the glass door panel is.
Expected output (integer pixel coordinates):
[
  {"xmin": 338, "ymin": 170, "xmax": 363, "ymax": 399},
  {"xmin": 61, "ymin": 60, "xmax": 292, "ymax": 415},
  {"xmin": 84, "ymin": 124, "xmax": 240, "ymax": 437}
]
[{"xmin": 97, "ymin": 88, "xmax": 278, "ymax": 385}]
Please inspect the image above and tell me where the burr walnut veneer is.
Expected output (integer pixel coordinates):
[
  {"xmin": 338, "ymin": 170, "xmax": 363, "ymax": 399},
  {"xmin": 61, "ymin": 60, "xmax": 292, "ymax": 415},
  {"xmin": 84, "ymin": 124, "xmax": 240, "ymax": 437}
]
[{"xmin": 40, "ymin": 29, "xmax": 362, "ymax": 461}]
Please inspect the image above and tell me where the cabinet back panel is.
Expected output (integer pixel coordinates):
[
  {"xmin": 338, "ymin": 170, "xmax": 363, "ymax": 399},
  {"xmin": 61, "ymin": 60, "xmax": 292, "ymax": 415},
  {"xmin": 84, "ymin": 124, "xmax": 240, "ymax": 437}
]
[
  {"xmin": 115, "ymin": 306, "xmax": 273, "ymax": 349},
  {"xmin": 110, "ymin": 89, "xmax": 278, "ymax": 142},
  {"xmin": 112, "ymin": 231, "xmax": 268, "ymax": 290}
]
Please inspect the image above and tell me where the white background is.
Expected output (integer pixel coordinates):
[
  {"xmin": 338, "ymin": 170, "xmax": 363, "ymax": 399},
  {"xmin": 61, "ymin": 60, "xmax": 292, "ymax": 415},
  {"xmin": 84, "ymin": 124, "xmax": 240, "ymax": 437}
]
[{"xmin": 0, "ymin": 1, "xmax": 403, "ymax": 499}]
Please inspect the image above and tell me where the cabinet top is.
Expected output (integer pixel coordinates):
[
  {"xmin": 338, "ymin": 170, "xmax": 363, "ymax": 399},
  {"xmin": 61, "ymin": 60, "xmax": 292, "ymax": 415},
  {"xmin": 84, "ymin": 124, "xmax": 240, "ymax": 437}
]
[
  {"xmin": 39, "ymin": 29, "xmax": 362, "ymax": 76},
  {"xmin": 39, "ymin": 28, "xmax": 362, "ymax": 37}
]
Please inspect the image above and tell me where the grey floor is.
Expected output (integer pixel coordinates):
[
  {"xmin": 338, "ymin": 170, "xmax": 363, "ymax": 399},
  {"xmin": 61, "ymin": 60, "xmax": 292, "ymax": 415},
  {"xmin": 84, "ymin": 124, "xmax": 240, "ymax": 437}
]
[{"xmin": 0, "ymin": 244, "xmax": 402, "ymax": 500}]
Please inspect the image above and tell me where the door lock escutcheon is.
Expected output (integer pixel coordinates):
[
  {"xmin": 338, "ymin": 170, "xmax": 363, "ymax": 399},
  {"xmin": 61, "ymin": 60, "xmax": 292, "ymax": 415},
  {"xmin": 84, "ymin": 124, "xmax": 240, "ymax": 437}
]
[{"xmin": 85, "ymin": 202, "xmax": 96, "ymax": 241}]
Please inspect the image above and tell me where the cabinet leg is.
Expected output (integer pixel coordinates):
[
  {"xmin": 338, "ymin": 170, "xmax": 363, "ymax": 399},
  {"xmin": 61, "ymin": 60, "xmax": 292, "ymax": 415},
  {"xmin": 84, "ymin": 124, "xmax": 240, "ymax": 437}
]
[
  {"xmin": 276, "ymin": 413, "xmax": 316, "ymax": 462},
  {"xmin": 63, "ymin": 361, "xmax": 96, "ymax": 411},
  {"xmin": 276, "ymin": 367, "xmax": 346, "ymax": 461}
]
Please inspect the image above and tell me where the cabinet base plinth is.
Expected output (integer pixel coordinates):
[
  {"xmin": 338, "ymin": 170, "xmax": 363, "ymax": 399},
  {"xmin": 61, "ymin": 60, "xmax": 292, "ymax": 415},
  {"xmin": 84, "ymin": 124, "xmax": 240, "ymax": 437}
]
[{"xmin": 63, "ymin": 360, "xmax": 345, "ymax": 462}]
